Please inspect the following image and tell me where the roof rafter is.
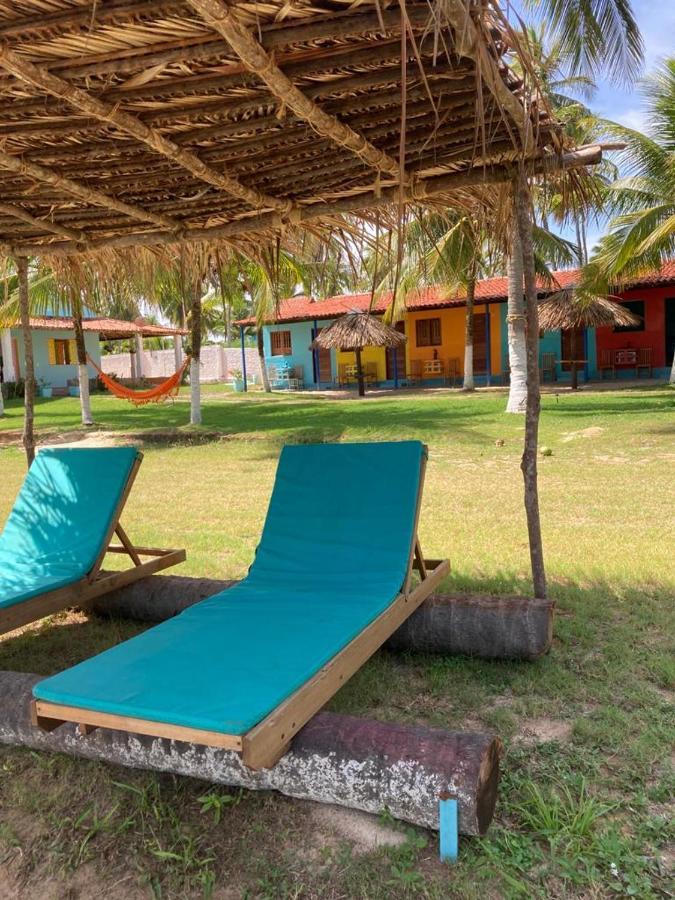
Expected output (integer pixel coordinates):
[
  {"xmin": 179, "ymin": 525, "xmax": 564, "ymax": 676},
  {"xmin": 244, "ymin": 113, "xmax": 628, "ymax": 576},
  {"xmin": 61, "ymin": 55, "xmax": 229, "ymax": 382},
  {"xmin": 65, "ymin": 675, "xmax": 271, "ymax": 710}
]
[
  {"xmin": 185, "ymin": 0, "xmax": 402, "ymax": 179},
  {"xmin": 0, "ymin": 145, "xmax": 179, "ymax": 231},
  {"xmin": 4, "ymin": 146, "xmax": 603, "ymax": 257},
  {"xmin": 0, "ymin": 46, "xmax": 294, "ymax": 216},
  {"xmin": 0, "ymin": 202, "xmax": 88, "ymax": 243}
]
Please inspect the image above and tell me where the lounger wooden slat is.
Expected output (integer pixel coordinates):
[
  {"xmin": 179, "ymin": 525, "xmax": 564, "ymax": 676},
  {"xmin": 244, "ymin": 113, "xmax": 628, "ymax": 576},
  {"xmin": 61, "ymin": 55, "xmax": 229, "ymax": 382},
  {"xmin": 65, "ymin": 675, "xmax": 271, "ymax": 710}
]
[
  {"xmin": 0, "ymin": 447, "xmax": 185, "ymax": 636},
  {"xmin": 32, "ymin": 442, "xmax": 448, "ymax": 770}
]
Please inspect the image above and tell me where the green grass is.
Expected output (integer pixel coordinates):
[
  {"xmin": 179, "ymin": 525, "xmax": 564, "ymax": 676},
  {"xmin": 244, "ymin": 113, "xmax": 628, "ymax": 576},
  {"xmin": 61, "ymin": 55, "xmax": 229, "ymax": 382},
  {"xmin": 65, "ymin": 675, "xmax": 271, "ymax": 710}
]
[{"xmin": 0, "ymin": 385, "xmax": 673, "ymax": 897}]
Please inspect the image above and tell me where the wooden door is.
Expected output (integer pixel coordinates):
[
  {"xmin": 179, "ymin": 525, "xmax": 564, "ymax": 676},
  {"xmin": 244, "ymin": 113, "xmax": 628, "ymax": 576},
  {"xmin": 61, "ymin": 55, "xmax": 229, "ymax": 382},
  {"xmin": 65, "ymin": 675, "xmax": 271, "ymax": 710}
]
[
  {"xmin": 473, "ymin": 314, "xmax": 487, "ymax": 373},
  {"xmin": 665, "ymin": 298, "xmax": 675, "ymax": 370},
  {"xmin": 561, "ymin": 327, "xmax": 584, "ymax": 370},
  {"xmin": 386, "ymin": 321, "xmax": 406, "ymax": 380}
]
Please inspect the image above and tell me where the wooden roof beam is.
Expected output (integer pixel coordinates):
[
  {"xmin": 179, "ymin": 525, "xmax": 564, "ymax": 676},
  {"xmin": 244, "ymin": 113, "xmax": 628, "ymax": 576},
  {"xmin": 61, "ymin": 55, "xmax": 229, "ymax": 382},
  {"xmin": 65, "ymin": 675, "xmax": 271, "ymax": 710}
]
[
  {"xmin": 0, "ymin": 47, "xmax": 294, "ymax": 216},
  {"xmin": 0, "ymin": 0, "xmax": 183, "ymax": 39},
  {"xmin": 4, "ymin": 146, "xmax": 602, "ymax": 257},
  {"xmin": 185, "ymin": 0, "xmax": 402, "ymax": 179},
  {"xmin": 440, "ymin": 0, "xmax": 533, "ymax": 152},
  {"xmin": 0, "ymin": 147, "xmax": 179, "ymax": 231},
  {"xmin": 0, "ymin": 202, "xmax": 88, "ymax": 244}
]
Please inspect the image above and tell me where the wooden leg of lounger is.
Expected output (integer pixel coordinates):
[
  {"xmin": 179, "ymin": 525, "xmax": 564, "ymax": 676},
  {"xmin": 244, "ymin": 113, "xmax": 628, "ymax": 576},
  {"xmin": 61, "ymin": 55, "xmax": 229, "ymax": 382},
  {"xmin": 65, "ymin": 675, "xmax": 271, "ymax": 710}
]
[
  {"xmin": 241, "ymin": 736, "xmax": 291, "ymax": 770},
  {"xmin": 113, "ymin": 524, "xmax": 142, "ymax": 567},
  {"xmin": 31, "ymin": 700, "xmax": 65, "ymax": 732},
  {"xmin": 78, "ymin": 723, "xmax": 97, "ymax": 736}
]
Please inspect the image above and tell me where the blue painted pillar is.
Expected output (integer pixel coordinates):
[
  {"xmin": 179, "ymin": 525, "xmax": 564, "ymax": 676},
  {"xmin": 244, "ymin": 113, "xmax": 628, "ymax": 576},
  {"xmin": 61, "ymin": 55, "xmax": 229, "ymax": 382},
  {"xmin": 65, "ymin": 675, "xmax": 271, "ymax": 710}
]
[
  {"xmin": 393, "ymin": 347, "xmax": 399, "ymax": 389},
  {"xmin": 240, "ymin": 325, "xmax": 248, "ymax": 392},
  {"xmin": 313, "ymin": 319, "xmax": 319, "ymax": 386},
  {"xmin": 484, "ymin": 304, "xmax": 492, "ymax": 386},
  {"xmin": 439, "ymin": 794, "xmax": 458, "ymax": 863}
]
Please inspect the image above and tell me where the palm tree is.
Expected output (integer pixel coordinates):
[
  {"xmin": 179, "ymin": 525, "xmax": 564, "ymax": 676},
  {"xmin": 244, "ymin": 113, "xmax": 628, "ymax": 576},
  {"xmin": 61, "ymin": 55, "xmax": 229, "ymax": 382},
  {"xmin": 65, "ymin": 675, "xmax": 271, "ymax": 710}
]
[{"xmin": 585, "ymin": 58, "xmax": 675, "ymax": 381}]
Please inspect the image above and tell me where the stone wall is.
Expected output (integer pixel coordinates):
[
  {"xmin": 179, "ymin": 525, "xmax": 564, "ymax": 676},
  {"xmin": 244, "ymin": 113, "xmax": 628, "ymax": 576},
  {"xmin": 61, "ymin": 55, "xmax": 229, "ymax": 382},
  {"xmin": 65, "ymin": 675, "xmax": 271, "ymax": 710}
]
[{"xmin": 101, "ymin": 345, "xmax": 261, "ymax": 383}]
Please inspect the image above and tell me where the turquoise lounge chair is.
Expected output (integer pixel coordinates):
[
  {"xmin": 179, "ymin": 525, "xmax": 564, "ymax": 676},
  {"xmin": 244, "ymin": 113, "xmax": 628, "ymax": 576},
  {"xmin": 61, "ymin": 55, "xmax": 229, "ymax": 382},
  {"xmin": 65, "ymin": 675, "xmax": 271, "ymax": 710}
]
[
  {"xmin": 33, "ymin": 442, "xmax": 449, "ymax": 769},
  {"xmin": 0, "ymin": 447, "xmax": 186, "ymax": 635}
]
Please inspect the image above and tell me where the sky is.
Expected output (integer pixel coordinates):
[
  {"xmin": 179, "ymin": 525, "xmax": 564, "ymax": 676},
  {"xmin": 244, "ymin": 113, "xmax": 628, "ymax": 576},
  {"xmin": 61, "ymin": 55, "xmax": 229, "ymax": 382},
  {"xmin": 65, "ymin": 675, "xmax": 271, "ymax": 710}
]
[{"xmin": 509, "ymin": 0, "xmax": 673, "ymax": 255}]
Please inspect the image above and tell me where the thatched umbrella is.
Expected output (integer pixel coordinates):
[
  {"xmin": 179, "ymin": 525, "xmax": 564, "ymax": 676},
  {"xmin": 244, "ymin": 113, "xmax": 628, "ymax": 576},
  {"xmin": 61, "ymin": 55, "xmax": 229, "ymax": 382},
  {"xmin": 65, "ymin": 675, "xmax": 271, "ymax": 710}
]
[
  {"xmin": 538, "ymin": 289, "xmax": 641, "ymax": 389},
  {"xmin": 310, "ymin": 311, "xmax": 407, "ymax": 396}
]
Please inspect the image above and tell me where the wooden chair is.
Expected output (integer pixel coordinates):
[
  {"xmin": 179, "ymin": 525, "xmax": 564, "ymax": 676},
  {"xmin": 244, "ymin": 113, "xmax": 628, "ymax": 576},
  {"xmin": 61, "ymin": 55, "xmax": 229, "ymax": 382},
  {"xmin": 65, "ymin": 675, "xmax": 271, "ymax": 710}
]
[
  {"xmin": 540, "ymin": 352, "xmax": 557, "ymax": 382},
  {"xmin": 363, "ymin": 361, "xmax": 378, "ymax": 386},
  {"xmin": 407, "ymin": 359, "xmax": 423, "ymax": 385},
  {"xmin": 32, "ymin": 442, "xmax": 449, "ymax": 771},
  {"xmin": 598, "ymin": 349, "xmax": 615, "ymax": 380},
  {"xmin": 288, "ymin": 366, "xmax": 304, "ymax": 390},
  {"xmin": 0, "ymin": 448, "xmax": 185, "ymax": 637},
  {"xmin": 636, "ymin": 347, "xmax": 652, "ymax": 378},
  {"xmin": 445, "ymin": 358, "xmax": 460, "ymax": 386}
]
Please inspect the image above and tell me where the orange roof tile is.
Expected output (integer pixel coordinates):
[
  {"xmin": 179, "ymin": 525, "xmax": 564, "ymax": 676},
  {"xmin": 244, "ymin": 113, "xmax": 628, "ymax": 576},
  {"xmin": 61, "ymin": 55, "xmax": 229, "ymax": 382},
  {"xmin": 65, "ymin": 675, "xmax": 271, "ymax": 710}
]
[{"xmin": 236, "ymin": 261, "xmax": 675, "ymax": 326}]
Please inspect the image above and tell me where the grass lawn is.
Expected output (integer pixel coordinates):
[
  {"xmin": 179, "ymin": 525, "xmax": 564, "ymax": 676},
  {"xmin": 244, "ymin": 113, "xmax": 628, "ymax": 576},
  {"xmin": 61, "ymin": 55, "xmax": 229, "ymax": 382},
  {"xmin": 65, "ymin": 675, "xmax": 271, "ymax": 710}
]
[{"xmin": 0, "ymin": 386, "xmax": 673, "ymax": 898}]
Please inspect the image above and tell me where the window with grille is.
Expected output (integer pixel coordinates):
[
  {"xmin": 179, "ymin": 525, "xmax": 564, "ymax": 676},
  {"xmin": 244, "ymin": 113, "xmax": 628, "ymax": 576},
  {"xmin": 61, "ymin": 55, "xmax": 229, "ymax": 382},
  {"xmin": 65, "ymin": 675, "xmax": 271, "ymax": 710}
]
[
  {"xmin": 415, "ymin": 318, "xmax": 442, "ymax": 347},
  {"xmin": 270, "ymin": 330, "xmax": 292, "ymax": 355}
]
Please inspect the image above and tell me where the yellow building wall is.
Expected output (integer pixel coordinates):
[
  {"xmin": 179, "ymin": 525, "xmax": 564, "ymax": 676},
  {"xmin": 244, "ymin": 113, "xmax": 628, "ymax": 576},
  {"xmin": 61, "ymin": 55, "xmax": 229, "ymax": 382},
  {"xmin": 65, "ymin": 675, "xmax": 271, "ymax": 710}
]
[
  {"xmin": 336, "ymin": 346, "xmax": 387, "ymax": 381},
  {"xmin": 404, "ymin": 304, "xmax": 501, "ymax": 375}
]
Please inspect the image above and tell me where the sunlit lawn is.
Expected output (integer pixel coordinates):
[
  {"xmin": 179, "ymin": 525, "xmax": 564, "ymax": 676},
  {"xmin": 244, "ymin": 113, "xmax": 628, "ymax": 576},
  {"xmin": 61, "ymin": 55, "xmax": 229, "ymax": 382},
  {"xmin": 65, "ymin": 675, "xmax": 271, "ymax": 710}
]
[{"xmin": 0, "ymin": 385, "xmax": 673, "ymax": 897}]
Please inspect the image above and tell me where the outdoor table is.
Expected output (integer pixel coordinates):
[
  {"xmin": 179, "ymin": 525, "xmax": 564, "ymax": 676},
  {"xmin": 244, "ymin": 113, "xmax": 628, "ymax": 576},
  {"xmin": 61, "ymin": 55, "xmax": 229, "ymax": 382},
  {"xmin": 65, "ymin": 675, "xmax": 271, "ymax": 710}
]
[{"xmin": 559, "ymin": 359, "xmax": 587, "ymax": 390}]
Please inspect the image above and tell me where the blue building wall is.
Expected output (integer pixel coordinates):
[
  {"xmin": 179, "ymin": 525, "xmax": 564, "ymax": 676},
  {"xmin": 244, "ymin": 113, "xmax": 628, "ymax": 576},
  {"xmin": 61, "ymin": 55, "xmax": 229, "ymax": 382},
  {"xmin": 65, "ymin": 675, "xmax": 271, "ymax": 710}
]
[
  {"xmin": 264, "ymin": 320, "xmax": 338, "ymax": 387},
  {"xmin": 498, "ymin": 305, "xmax": 598, "ymax": 383},
  {"xmin": 9, "ymin": 327, "xmax": 100, "ymax": 389}
]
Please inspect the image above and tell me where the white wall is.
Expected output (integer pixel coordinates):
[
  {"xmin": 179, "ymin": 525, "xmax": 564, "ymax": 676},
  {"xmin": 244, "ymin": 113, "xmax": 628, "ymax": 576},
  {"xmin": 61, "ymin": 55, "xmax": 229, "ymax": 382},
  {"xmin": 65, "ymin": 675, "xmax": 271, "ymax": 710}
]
[{"xmin": 101, "ymin": 344, "xmax": 261, "ymax": 382}]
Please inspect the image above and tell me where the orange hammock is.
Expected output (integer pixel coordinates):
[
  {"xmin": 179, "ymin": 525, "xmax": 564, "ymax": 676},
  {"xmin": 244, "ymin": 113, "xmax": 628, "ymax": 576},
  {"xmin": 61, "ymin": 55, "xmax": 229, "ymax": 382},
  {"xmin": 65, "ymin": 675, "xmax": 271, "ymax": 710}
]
[{"xmin": 87, "ymin": 354, "xmax": 191, "ymax": 406}]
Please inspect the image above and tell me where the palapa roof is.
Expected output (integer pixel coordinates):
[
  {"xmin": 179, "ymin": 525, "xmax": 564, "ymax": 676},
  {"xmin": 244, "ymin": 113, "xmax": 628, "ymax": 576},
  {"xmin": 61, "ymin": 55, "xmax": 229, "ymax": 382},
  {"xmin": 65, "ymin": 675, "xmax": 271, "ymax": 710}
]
[
  {"xmin": 237, "ymin": 260, "xmax": 675, "ymax": 325},
  {"xmin": 0, "ymin": 0, "xmax": 581, "ymax": 259},
  {"xmin": 538, "ymin": 292, "xmax": 641, "ymax": 331},
  {"xmin": 18, "ymin": 315, "xmax": 186, "ymax": 340},
  {"xmin": 310, "ymin": 310, "xmax": 406, "ymax": 350}
]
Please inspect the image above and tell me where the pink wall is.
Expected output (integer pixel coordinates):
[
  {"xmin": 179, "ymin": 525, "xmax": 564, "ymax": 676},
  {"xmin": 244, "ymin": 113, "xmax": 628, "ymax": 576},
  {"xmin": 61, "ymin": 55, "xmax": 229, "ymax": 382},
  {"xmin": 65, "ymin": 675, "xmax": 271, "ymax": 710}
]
[{"xmin": 595, "ymin": 285, "xmax": 671, "ymax": 369}]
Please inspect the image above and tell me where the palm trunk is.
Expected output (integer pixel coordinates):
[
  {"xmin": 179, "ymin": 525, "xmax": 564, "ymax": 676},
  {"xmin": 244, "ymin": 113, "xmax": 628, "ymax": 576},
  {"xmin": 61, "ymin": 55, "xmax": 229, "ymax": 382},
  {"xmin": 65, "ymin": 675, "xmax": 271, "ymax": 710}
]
[
  {"xmin": 670, "ymin": 348, "xmax": 675, "ymax": 384},
  {"xmin": 16, "ymin": 257, "xmax": 35, "ymax": 466},
  {"xmin": 506, "ymin": 212, "xmax": 528, "ymax": 413},
  {"xmin": 189, "ymin": 276, "xmax": 202, "ymax": 426},
  {"xmin": 355, "ymin": 347, "xmax": 366, "ymax": 397},
  {"xmin": 257, "ymin": 329, "xmax": 271, "ymax": 392},
  {"xmin": 463, "ymin": 277, "xmax": 475, "ymax": 391},
  {"xmin": 72, "ymin": 296, "xmax": 93, "ymax": 426},
  {"xmin": 514, "ymin": 172, "xmax": 547, "ymax": 600}
]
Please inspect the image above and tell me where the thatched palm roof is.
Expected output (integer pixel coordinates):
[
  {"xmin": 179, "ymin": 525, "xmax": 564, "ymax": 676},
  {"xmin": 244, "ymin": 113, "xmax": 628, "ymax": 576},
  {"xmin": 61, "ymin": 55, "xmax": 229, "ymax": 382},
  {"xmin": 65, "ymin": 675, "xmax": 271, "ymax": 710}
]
[
  {"xmin": 0, "ymin": 0, "xmax": 598, "ymax": 261},
  {"xmin": 538, "ymin": 289, "xmax": 641, "ymax": 330},
  {"xmin": 310, "ymin": 311, "xmax": 406, "ymax": 351}
]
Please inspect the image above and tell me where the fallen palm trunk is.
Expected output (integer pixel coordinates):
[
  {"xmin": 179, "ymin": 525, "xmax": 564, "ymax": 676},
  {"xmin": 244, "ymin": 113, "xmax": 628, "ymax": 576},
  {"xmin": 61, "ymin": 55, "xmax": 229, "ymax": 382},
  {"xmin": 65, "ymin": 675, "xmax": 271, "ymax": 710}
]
[
  {"xmin": 0, "ymin": 671, "xmax": 500, "ymax": 835},
  {"xmin": 91, "ymin": 576, "xmax": 554, "ymax": 660}
]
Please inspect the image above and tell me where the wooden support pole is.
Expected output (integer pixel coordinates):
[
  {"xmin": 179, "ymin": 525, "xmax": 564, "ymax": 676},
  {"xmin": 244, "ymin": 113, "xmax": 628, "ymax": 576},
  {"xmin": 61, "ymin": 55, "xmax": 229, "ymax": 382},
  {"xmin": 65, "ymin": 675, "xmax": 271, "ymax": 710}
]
[
  {"xmin": 15, "ymin": 256, "xmax": 35, "ymax": 466},
  {"xmin": 185, "ymin": 0, "xmax": 401, "ymax": 178},
  {"xmin": 514, "ymin": 169, "xmax": 547, "ymax": 600}
]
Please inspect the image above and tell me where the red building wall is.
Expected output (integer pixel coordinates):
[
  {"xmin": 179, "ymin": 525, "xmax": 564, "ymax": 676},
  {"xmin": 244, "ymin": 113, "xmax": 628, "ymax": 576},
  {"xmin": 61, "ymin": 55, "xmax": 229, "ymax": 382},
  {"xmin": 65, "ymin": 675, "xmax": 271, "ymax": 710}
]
[{"xmin": 595, "ymin": 285, "xmax": 671, "ymax": 369}]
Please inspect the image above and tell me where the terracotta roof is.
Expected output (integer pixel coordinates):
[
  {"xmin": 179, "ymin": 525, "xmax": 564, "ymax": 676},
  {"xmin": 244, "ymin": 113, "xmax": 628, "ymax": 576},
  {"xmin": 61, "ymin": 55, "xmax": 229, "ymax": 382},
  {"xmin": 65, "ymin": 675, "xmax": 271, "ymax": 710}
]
[
  {"xmin": 236, "ymin": 261, "xmax": 675, "ymax": 326},
  {"xmin": 25, "ymin": 317, "xmax": 187, "ymax": 340}
]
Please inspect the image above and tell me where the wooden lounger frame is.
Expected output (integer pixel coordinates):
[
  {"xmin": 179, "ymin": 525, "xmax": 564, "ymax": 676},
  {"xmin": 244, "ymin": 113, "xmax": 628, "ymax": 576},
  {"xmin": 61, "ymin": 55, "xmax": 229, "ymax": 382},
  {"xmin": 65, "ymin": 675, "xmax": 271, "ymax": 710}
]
[
  {"xmin": 32, "ymin": 448, "xmax": 449, "ymax": 770},
  {"xmin": 1, "ymin": 453, "xmax": 186, "ymax": 636}
]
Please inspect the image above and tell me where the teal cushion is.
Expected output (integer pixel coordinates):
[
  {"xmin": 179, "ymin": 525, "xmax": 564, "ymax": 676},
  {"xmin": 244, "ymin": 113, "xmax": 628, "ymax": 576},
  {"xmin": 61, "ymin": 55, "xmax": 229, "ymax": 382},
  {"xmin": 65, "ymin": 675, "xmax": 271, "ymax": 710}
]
[
  {"xmin": 0, "ymin": 447, "xmax": 140, "ymax": 609},
  {"xmin": 34, "ymin": 441, "xmax": 425, "ymax": 734}
]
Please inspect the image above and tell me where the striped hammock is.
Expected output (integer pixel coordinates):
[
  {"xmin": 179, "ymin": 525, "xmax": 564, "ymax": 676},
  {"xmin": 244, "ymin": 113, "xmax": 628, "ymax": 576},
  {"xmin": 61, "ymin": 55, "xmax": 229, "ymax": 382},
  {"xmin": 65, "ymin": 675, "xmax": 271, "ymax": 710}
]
[{"xmin": 87, "ymin": 355, "xmax": 191, "ymax": 406}]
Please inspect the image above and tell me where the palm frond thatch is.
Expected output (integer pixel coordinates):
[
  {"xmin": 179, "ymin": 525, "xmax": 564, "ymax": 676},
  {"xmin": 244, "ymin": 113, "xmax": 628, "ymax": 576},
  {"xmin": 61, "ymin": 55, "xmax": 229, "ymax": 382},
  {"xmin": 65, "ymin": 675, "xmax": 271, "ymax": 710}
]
[
  {"xmin": 538, "ymin": 288, "xmax": 640, "ymax": 330},
  {"xmin": 310, "ymin": 311, "xmax": 406, "ymax": 351}
]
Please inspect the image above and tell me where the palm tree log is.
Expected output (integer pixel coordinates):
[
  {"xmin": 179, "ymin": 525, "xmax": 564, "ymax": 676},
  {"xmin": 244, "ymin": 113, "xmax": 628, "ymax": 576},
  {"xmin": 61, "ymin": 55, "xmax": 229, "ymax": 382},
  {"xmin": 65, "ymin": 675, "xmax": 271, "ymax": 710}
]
[
  {"xmin": 506, "ymin": 207, "xmax": 527, "ymax": 413},
  {"xmin": 90, "ymin": 575, "xmax": 555, "ymax": 660},
  {"xmin": 0, "ymin": 670, "xmax": 501, "ymax": 835}
]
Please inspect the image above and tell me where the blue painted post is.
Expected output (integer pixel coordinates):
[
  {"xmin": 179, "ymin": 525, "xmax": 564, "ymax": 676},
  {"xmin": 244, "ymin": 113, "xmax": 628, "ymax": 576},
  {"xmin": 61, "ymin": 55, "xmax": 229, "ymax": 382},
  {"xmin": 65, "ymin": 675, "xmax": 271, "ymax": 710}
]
[
  {"xmin": 439, "ymin": 794, "xmax": 459, "ymax": 863},
  {"xmin": 393, "ymin": 346, "xmax": 399, "ymax": 389},
  {"xmin": 313, "ymin": 319, "xmax": 319, "ymax": 387},
  {"xmin": 484, "ymin": 304, "xmax": 492, "ymax": 386},
  {"xmin": 240, "ymin": 325, "xmax": 248, "ymax": 392}
]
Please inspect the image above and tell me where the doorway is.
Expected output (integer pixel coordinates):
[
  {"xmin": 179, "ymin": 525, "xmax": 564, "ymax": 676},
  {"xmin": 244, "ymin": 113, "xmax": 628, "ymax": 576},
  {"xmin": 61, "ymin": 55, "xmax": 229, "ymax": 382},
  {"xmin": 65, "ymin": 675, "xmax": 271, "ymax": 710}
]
[
  {"xmin": 561, "ymin": 327, "xmax": 585, "ymax": 370},
  {"xmin": 385, "ymin": 321, "xmax": 406, "ymax": 380},
  {"xmin": 473, "ymin": 314, "xmax": 488, "ymax": 373},
  {"xmin": 312, "ymin": 327, "xmax": 332, "ymax": 384}
]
